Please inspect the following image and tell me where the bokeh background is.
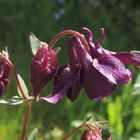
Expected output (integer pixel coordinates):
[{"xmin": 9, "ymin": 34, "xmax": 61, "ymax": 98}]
[{"xmin": 0, "ymin": 0, "xmax": 140, "ymax": 139}]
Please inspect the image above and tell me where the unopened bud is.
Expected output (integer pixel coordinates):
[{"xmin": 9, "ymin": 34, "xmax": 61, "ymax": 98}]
[{"xmin": 31, "ymin": 46, "xmax": 57, "ymax": 97}]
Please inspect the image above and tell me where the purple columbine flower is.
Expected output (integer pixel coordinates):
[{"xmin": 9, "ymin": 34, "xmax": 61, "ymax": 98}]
[
  {"xmin": 41, "ymin": 27, "xmax": 140, "ymax": 103},
  {"xmin": 31, "ymin": 42, "xmax": 57, "ymax": 98},
  {"xmin": 0, "ymin": 61, "xmax": 10, "ymax": 97}
]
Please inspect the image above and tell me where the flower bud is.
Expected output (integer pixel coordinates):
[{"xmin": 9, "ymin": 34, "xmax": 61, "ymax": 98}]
[
  {"xmin": 31, "ymin": 46, "xmax": 57, "ymax": 97},
  {"xmin": 0, "ymin": 61, "xmax": 10, "ymax": 97},
  {"xmin": 81, "ymin": 130, "xmax": 102, "ymax": 140}
]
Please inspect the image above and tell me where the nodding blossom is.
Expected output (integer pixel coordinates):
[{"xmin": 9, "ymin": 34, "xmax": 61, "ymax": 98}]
[{"xmin": 40, "ymin": 27, "xmax": 140, "ymax": 104}]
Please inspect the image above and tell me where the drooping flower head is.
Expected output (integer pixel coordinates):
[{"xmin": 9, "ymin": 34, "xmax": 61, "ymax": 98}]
[
  {"xmin": 30, "ymin": 35, "xmax": 57, "ymax": 98},
  {"xmin": 40, "ymin": 27, "xmax": 140, "ymax": 103}
]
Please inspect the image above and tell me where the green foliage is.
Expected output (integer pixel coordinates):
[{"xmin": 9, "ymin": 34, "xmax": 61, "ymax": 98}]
[
  {"xmin": 0, "ymin": 0, "xmax": 140, "ymax": 140},
  {"xmin": 28, "ymin": 128, "xmax": 38, "ymax": 140},
  {"xmin": 29, "ymin": 33, "xmax": 42, "ymax": 56},
  {"xmin": 17, "ymin": 74, "xmax": 29, "ymax": 98},
  {"xmin": 107, "ymin": 97, "xmax": 123, "ymax": 139},
  {"xmin": 132, "ymin": 73, "xmax": 140, "ymax": 95},
  {"xmin": 0, "ymin": 96, "xmax": 23, "ymax": 105}
]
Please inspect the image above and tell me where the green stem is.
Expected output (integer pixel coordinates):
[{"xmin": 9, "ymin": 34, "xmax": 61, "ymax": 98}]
[
  {"xmin": 62, "ymin": 124, "xmax": 84, "ymax": 140},
  {"xmin": 62, "ymin": 118, "xmax": 91, "ymax": 140},
  {"xmin": 20, "ymin": 101, "xmax": 32, "ymax": 140},
  {"xmin": 6, "ymin": 59, "xmax": 27, "ymax": 100}
]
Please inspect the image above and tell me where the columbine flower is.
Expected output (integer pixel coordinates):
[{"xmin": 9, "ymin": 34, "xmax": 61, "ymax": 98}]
[
  {"xmin": 31, "ymin": 41, "xmax": 57, "ymax": 98},
  {"xmin": 0, "ymin": 53, "xmax": 10, "ymax": 97},
  {"xmin": 41, "ymin": 38, "xmax": 82, "ymax": 103},
  {"xmin": 41, "ymin": 27, "xmax": 140, "ymax": 103},
  {"xmin": 72, "ymin": 28, "xmax": 133, "ymax": 100}
]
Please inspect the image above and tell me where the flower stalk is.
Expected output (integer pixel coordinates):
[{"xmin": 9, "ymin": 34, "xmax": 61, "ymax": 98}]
[
  {"xmin": 48, "ymin": 30, "xmax": 90, "ymax": 52},
  {"xmin": 62, "ymin": 117, "xmax": 91, "ymax": 140},
  {"xmin": 20, "ymin": 100, "xmax": 32, "ymax": 140},
  {"xmin": 0, "ymin": 53, "xmax": 30, "ymax": 139},
  {"xmin": 62, "ymin": 124, "xmax": 85, "ymax": 140}
]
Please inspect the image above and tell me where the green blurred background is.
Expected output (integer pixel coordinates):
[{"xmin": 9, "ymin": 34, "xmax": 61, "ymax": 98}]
[{"xmin": 0, "ymin": 0, "xmax": 140, "ymax": 139}]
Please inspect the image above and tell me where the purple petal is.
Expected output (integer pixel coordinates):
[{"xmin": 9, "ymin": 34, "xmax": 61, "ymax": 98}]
[
  {"xmin": 95, "ymin": 49, "xmax": 132, "ymax": 84},
  {"xmin": 82, "ymin": 27, "xmax": 97, "ymax": 58},
  {"xmin": 67, "ymin": 80, "xmax": 82, "ymax": 101},
  {"xmin": 82, "ymin": 28, "xmax": 132, "ymax": 84},
  {"xmin": 69, "ymin": 37, "xmax": 117, "ymax": 99},
  {"xmin": 82, "ymin": 27, "xmax": 94, "ymax": 43},
  {"xmin": 41, "ymin": 94, "xmax": 62, "ymax": 104},
  {"xmin": 0, "ymin": 62, "xmax": 10, "ymax": 97},
  {"xmin": 41, "ymin": 65, "xmax": 80, "ymax": 104},
  {"xmin": 53, "ymin": 65, "xmax": 77, "ymax": 94},
  {"xmin": 68, "ymin": 37, "xmax": 79, "ymax": 71},
  {"xmin": 84, "ymin": 61, "xmax": 117, "ymax": 99},
  {"xmin": 67, "ymin": 37, "xmax": 84, "ymax": 101},
  {"xmin": 0, "ymin": 82, "xmax": 5, "ymax": 97},
  {"xmin": 71, "ymin": 36, "xmax": 131, "ymax": 85},
  {"xmin": 69, "ymin": 37, "xmax": 93, "ymax": 69},
  {"xmin": 112, "ymin": 51, "xmax": 140, "ymax": 66}
]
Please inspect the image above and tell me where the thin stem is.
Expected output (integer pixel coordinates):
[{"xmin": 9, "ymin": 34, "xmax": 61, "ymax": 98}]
[
  {"xmin": 62, "ymin": 124, "xmax": 84, "ymax": 140},
  {"xmin": 20, "ymin": 101, "xmax": 32, "ymax": 140},
  {"xmin": 0, "ymin": 54, "xmax": 27, "ymax": 99},
  {"xmin": 62, "ymin": 118, "xmax": 90, "ymax": 140},
  {"xmin": 48, "ymin": 30, "xmax": 90, "ymax": 52}
]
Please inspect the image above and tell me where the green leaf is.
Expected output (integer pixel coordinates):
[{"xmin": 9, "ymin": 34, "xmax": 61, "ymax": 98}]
[
  {"xmin": 129, "ymin": 138, "xmax": 139, "ymax": 140},
  {"xmin": 116, "ymin": 117, "xmax": 123, "ymax": 136},
  {"xmin": 50, "ymin": 127, "xmax": 63, "ymax": 138},
  {"xmin": 71, "ymin": 120, "xmax": 83, "ymax": 128},
  {"xmin": 53, "ymin": 47, "xmax": 61, "ymax": 54},
  {"xmin": 28, "ymin": 128, "xmax": 38, "ymax": 140},
  {"xmin": 17, "ymin": 74, "xmax": 29, "ymax": 98},
  {"xmin": 0, "ymin": 96, "xmax": 23, "ymax": 105},
  {"xmin": 132, "ymin": 74, "xmax": 140, "ymax": 95},
  {"xmin": 115, "ymin": 97, "xmax": 122, "ymax": 118},
  {"xmin": 29, "ymin": 33, "xmax": 42, "ymax": 55},
  {"xmin": 1, "ymin": 47, "xmax": 8, "ymax": 56},
  {"xmin": 108, "ymin": 101, "xmax": 117, "ymax": 126}
]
